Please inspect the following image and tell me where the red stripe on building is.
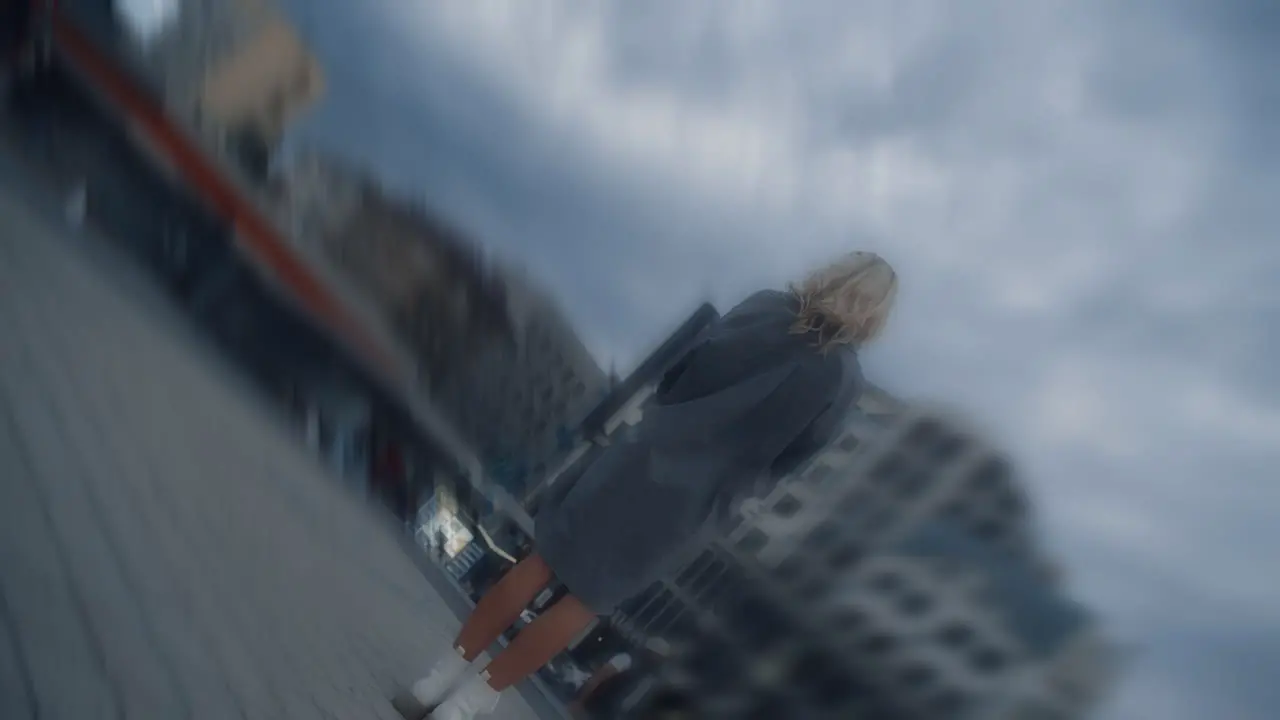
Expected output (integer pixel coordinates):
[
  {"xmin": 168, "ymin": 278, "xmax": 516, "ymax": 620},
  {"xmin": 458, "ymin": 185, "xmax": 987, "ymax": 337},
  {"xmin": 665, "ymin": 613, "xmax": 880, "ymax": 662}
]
[{"xmin": 47, "ymin": 7, "xmax": 403, "ymax": 384}]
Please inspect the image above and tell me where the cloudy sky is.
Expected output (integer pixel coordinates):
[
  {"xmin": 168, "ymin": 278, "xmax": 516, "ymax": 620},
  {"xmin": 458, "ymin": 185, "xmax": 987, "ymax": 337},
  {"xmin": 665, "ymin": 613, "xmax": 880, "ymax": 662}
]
[
  {"xmin": 115, "ymin": 0, "xmax": 178, "ymax": 43},
  {"xmin": 226, "ymin": 0, "xmax": 1277, "ymax": 716}
]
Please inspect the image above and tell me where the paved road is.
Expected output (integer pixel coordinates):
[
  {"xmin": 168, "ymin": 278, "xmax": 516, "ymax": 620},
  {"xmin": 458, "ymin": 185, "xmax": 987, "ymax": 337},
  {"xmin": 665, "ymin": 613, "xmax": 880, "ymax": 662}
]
[{"xmin": 0, "ymin": 153, "xmax": 541, "ymax": 719}]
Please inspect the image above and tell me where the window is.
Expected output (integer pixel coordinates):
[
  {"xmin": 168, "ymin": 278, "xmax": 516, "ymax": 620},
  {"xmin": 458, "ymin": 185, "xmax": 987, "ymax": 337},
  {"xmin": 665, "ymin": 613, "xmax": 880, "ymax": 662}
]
[
  {"xmin": 866, "ymin": 509, "xmax": 893, "ymax": 533},
  {"xmin": 774, "ymin": 556, "xmax": 806, "ymax": 583},
  {"xmin": 806, "ymin": 521, "xmax": 840, "ymax": 549},
  {"xmin": 736, "ymin": 528, "xmax": 768, "ymax": 555},
  {"xmin": 869, "ymin": 571, "xmax": 901, "ymax": 594},
  {"xmin": 773, "ymin": 493, "xmax": 802, "ymax": 518},
  {"xmin": 971, "ymin": 647, "xmax": 1006, "ymax": 673},
  {"xmin": 929, "ymin": 690, "xmax": 967, "ymax": 717},
  {"xmin": 837, "ymin": 490, "xmax": 866, "ymax": 514},
  {"xmin": 900, "ymin": 664, "xmax": 935, "ymax": 690},
  {"xmin": 899, "ymin": 593, "xmax": 933, "ymax": 616},
  {"xmin": 862, "ymin": 634, "xmax": 895, "ymax": 655},
  {"xmin": 931, "ymin": 559, "xmax": 964, "ymax": 580},
  {"xmin": 938, "ymin": 623, "xmax": 973, "ymax": 647},
  {"xmin": 930, "ymin": 434, "xmax": 965, "ymax": 463},
  {"xmin": 870, "ymin": 453, "xmax": 906, "ymax": 484},
  {"xmin": 975, "ymin": 519, "xmax": 1004, "ymax": 541},
  {"xmin": 828, "ymin": 543, "xmax": 862, "ymax": 570},
  {"xmin": 805, "ymin": 463, "xmax": 834, "ymax": 484},
  {"xmin": 905, "ymin": 419, "xmax": 941, "ymax": 448},
  {"xmin": 899, "ymin": 470, "xmax": 929, "ymax": 497},
  {"xmin": 969, "ymin": 457, "xmax": 1010, "ymax": 490},
  {"xmin": 998, "ymin": 489, "xmax": 1025, "ymax": 514},
  {"xmin": 1012, "ymin": 708, "xmax": 1067, "ymax": 720},
  {"xmin": 798, "ymin": 577, "xmax": 827, "ymax": 598}
]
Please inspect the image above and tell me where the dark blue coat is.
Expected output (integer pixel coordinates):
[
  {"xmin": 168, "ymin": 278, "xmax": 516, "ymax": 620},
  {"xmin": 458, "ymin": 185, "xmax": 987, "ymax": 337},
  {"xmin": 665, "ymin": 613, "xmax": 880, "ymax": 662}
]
[{"xmin": 535, "ymin": 290, "xmax": 863, "ymax": 613}]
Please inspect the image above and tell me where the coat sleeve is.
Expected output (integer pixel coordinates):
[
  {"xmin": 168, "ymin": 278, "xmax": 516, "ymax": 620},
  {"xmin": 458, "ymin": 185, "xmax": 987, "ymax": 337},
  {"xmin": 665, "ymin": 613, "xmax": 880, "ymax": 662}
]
[{"xmin": 713, "ymin": 351, "xmax": 863, "ymax": 520}]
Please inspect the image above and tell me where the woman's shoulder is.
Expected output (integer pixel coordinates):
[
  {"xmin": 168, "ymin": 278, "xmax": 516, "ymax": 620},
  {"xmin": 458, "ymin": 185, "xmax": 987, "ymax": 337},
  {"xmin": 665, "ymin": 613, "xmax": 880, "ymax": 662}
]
[
  {"xmin": 732, "ymin": 288, "xmax": 796, "ymax": 314},
  {"xmin": 714, "ymin": 289, "xmax": 799, "ymax": 337},
  {"xmin": 794, "ymin": 341, "xmax": 863, "ymax": 402}
]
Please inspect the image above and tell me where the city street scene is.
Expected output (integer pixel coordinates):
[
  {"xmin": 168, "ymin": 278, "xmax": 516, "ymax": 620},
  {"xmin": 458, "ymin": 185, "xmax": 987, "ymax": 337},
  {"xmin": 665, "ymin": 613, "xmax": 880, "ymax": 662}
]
[{"xmin": 1, "ymin": 1, "xmax": 1275, "ymax": 719}]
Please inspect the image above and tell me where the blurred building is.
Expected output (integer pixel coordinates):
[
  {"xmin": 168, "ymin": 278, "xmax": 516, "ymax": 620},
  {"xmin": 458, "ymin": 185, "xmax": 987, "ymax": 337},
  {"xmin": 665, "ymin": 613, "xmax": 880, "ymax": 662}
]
[
  {"xmin": 300, "ymin": 381, "xmax": 372, "ymax": 494},
  {"xmin": 281, "ymin": 150, "xmax": 604, "ymax": 499},
  {"xmin": 280, "ymin": 149, "xmax": 364, "ymax": 247},
  {"xmin": 735, "ymin": 408, "xmax": 1039, "ymax": 576},
  {"xmin": 140, "ymin": 0, "xmax": 324, "ymax": 176},
  {"xmin": 521, "ymin": 302, "xmax": 722, "ymax": 519},
  {"xmin": 824, "ymin": 520, "xmax": 1118, "ymax": 719},
  {"xmin": 617, "ymin": 404, "xmax": 1119, "ymax": 719},
  {"xmin": 434, "ymin": 267, "xmax": 607, "ymax": 498},
  {"xmin": 280, "ymin": 149, "xmax": 515, "ymax": 391}
]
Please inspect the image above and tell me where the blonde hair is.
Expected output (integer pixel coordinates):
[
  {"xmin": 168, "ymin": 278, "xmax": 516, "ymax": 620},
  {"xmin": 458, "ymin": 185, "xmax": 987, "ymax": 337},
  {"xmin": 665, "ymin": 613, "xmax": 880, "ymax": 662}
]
[{"xmin": 789, "ymin": 251, "xmax": 898, "ymax": 350}]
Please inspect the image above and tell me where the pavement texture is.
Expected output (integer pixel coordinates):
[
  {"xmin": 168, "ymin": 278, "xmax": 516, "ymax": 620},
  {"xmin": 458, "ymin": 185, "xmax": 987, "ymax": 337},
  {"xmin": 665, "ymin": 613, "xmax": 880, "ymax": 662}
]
[{"xmin": 0, "ymin": 150, "xmax": 541, "ymax": 719}]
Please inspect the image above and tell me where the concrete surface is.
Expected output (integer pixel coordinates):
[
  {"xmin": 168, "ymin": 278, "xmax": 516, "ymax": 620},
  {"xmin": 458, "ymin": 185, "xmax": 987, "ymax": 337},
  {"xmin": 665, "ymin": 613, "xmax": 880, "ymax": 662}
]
[{"xmin": 0, "ymin": 150, "xmax": 541, "ymax": 719}]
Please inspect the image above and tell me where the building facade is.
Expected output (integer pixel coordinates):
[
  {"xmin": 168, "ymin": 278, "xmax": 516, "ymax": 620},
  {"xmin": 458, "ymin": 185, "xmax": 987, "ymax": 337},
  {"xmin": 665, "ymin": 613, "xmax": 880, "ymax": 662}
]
[
  {"xmin": 434, "ymin": 267, "xmax": 608, "ymax": 498},
  {"xmin": 820, "ymin": 520, "xmax": 1114, "ymax": 720},
  {"xmin": 617, "ymin": 403, "xmax": 1118, "ymax": 719},
  {"xmin": 281, "ymin": 150, "xmax": 603, "ymax": 500},
  {"xmin": 281, "ymin": 150, "xmax": 515, "ymax": 391},
  {"xmin": 279, "ymin": 149, "xmax": 365, "ymax": 249},
  {"xmin": 140, "ymin": 0, "xmax": 323, "ymax": 171}
]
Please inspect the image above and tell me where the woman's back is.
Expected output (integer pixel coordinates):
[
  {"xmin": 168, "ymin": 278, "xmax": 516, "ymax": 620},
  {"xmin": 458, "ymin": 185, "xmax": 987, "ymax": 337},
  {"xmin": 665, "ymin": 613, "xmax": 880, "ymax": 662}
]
[
  {"xmin": 659, "ymin": 290, "xmax": 834, "ymax": 401},
  {"xmin": 641, "ymin": 289, "xmax": 860, "ymax": 474},
  {"xmin": 536, "ymin": 290, "xmax": 862, "ymax": 613}
]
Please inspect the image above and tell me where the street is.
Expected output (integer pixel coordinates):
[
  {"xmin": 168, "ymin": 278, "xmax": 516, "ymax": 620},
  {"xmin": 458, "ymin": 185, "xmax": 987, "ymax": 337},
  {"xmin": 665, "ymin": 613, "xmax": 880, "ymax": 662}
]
[{"xmin": 0, "ymin": 145, "xmax": 541, "ymax": 719}]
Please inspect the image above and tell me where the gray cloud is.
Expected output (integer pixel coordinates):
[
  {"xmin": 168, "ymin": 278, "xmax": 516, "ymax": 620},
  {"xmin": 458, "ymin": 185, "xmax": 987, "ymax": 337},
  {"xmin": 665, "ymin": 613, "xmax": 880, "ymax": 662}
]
[{"xmin": 279, "ymin": 0, "xmax": 1280, "ymax": 716}]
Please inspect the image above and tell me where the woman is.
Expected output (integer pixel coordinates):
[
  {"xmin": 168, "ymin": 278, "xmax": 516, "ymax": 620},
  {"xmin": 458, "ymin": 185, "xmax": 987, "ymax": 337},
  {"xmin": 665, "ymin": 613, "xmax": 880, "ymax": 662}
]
[{"xmin": 393, "ymin": 251, "xmax": 898, "ymax": 720}]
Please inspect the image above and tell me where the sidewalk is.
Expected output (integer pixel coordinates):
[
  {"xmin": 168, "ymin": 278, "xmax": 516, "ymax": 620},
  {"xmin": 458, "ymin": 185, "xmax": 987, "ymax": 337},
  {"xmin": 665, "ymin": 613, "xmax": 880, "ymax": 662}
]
[{"xmin": 0, "ymin": 153, "xmax": 541, "ymax": 719}]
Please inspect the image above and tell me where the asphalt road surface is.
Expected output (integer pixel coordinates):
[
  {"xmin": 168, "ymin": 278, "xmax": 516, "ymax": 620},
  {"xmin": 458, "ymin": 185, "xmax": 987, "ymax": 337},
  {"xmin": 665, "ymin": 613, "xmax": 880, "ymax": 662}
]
[{"xmin": 0, "ymin": 146, "xmax": 542, "ymax": 719}]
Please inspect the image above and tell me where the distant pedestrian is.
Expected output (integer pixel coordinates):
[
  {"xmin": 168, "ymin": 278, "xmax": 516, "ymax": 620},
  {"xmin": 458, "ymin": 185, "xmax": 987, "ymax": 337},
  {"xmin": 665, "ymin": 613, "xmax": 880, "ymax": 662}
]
[
  {"xmin": 393, "ymin": 252, "xmax": 898, "ymax": 720},
  {"xmin": 433, "ymin": 529, "xmax": 448, "ymax": 563}
]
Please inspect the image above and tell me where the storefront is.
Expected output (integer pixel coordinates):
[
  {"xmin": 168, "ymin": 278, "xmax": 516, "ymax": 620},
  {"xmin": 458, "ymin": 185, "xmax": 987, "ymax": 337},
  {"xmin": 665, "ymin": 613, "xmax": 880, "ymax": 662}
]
[{"xmin": 416, "ymin": 484, "xmax": 480, "ymax": 576}]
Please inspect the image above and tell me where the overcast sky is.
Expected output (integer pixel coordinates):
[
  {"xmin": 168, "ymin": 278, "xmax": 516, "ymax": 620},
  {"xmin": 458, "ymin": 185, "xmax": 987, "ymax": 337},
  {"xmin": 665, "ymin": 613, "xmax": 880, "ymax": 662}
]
[
  {"xmin": 258, "ymin": 1, "xmax": 1279, "ymax": 717},
  {"xmin": 115, "ymin": 0, "xmax": 178, "ymax": 44}
]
